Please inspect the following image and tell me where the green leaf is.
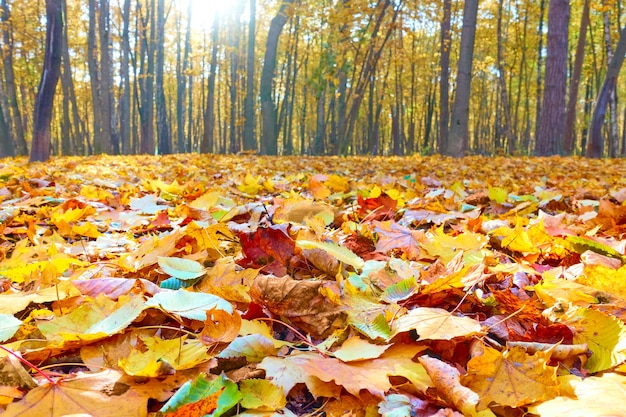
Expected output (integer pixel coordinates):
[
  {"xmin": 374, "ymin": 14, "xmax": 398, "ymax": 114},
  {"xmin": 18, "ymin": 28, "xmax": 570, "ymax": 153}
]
[
  {"xmin": 160, "ymin": 373, "xmax": 242, "ymax": 417},
  {"xmin": 0, "ymin": 314, "xmax": 22, "ymax": 342},
  {"xmin": 565, "ymin": 236, "xmax": 625, "ymax": 263},
  {"xmin": 145, "ymin": 289, "xmax": 233, "ymax": 320},
  {"xmin": 158, "ymin": 256, "xmax": 207, "ymax": 280},
  {"xmin": 296, "ymin": 240, "xmax": 364, "ymax": 270},
  {"xmin": 381, "ymin": 277, "xmax": 418, "ymax": 303},
  {"xmin": 159, "ymin": 276, "xmax": 198, "ymax": 289}
]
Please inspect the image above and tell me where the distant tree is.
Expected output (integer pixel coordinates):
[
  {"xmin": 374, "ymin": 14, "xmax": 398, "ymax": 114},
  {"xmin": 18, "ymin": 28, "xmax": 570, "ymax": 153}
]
[
  {"xmin": 438, "ymin": 0, "xmax": 451, "ymax": 154},
  {"xmin": 201, "ymin": 12, "xmax": 220, "ymax": 154},
  {"xmin": 535, "ymin": 0, "xmax": 568, "ymax": 156},
  {"xmin": 587, "ymin": 26, "xmax": 626, "ymax": 158},
  {"xmin": 30, "ymin": 0, "xmax": 63, "ymax": 162},
  {"xmin": 243, "ymin": 0, "xmax": 257, "ymax": 152},
  {"xmin": 0, "ymin": 94, "xmax": 13, "ymax": 157},
  {"xmin": 0, "ymin": 0, "xmax": 27, "ymax": 155},
  {"xmin": 155, "ymin": 0, "xmax": 171, "ymax": 154},
  {"xmin": 446, "ymin": 0, "xmax": 479, "ymax": 157},
  {"xmin": 260, "ymin": 0, "xmax": 295, "ymax": 155}
]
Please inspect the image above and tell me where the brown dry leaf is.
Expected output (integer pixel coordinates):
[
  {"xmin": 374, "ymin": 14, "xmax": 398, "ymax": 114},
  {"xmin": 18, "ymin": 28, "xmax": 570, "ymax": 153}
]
[
  {"xmin": 418, "ymin": 355, "xmax": 494, "ymax": 417},
  {"xmin": 461, "ymin": 345, "xmax": 559, "ymax": 410},
  {"xmin": 1, "ymin": 370, "xmax": 148, "ymax": 417},
  {"xmin": 249, "ymin": 275, "xmax": 346, "ymax": 338}
]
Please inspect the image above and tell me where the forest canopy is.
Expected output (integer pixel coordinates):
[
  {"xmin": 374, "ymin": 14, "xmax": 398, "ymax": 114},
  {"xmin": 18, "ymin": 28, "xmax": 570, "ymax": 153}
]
[{"xmin": 0, "ymin": 0, "xmax": 625, "ymax": 159}]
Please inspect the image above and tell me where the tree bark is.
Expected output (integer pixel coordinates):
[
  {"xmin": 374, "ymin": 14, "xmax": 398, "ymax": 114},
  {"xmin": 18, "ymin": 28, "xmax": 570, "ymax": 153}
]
[
  {"xmin": 438, "ymin": 0, "xmax": 451, "ymax": 154},
  {"xmin": 260, "ymin": 0, "xmax": 294, "ymax": 155},
  {"xmin": 446, "ymin": 0, "xmax": 479, "ymax": 157},
  {"xmin": 155, "ymin": 0, "xmax": 171, "ymax": 154},
  {"xmin": 564, "ymin": 0, "xmax": 589, "ymax": 155},
  {"xmin": 175, "ymin": 0, "xmax": 192, "ymax": 153},
  {"xmin": 243, "ymin": 0, "xmax": 257, "ymax": 151},
  {"xmin": 99, "ymin": 0, "xmax": 115, "ymax": 154},
  {"xmin": 119, "ymin": 0, "xmax": 132, "ymax": 154},
  {"xmin": 1, "ymin": 0, "xmax": 27, "ymax": 155},
  {"xmin": 0, "ymin": 88, "xmax": 13, "ymax": 158},
  {"xmin": 587, "ymin": 26, "xmax": 626, "ymax": 158},
  {"xmin": 30, "ymin": 0, "xmax": 63, "ymax": 162},
  {"xmin": 535, "ymin": 0, "xmax": 568, "ymax": 156},
  {"xmin": 138, "ymin": 0, "xmax": 155, "ymax": 154},
  {"xmin": 201, "ymin": 12, "xmax": 220, "ymax": 154}
]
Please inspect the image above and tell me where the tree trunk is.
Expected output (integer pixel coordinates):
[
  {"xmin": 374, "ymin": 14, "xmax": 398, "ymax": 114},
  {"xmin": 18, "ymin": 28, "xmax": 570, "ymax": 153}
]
[
  {"xmin": 564, "ymin": 0, "xmax": 589, "ymax": 155},
  {"xmin": 138, "ymin": 0, "xmax": 155, "ymax": 154},
  {"xmin": 535, "ymin": 0, "xmax": 569, "ymax": 156},
  {"xmin": 30, "ymin": 0, "xmax": 63, "ymax": 162},
  {"xmin": 533, "ymin": 0, "xmax": 546, "ymax": 150},
  {"xmin": 260, "ymin": 0, "xmax": 294, "ymax": 155},
  {"xmin": 175, "ymin": 0, "xmax": 192, "ymax": 153},
  {"xmin": 587, "ymin": 26, "xmax": 626, "ymax": 158},
  {"xmin": 446, "ymin": 0, "xmax": 479, "ymax": 157},
  {"xmin": 99, "ymin": 0, "xmax": 115, "ymax": 154},
  {"xmin": 438, "ymin": 0, "xmax": 451, "ymax": 154},
  {"xmin": 0, "ymin": 89, "xmax": 13, "ymax": 157},
  {"xmin": 604, "ymin": 11, "xmax": 619, "ymax": 157},
  {"xmin": 243, "ymin": 0, "xmax": 257, "ymax": 151},
  {"xmin": 1, "ymin": 0, "xmax": 27, "ymax": 155},
  {"xmin": 155, "ymin": 0, "xmax": 171, "ymax": 154},
  {"xmin": 119, "ymin": 0, "xmax": 132, "ymax": 154},
  {"xmin": 201, "ymin": 12, "xmax": 220, "ymax": 154},
  {"xmin": 496, "ymin": 0, "xmax": 515, "ymax": 154}
]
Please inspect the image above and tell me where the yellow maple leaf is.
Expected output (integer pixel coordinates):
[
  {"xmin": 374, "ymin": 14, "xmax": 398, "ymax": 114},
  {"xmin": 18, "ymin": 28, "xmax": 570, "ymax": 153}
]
[{"xmin": 461, "ymin": 345, "xmax": 559, "ymax": 410}]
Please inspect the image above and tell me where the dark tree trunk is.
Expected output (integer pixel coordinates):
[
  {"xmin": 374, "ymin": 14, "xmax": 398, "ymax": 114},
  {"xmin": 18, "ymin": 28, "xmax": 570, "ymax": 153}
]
[
  {"xmin": 30, "ymin": 0, "xmax": 63, "ymax": 162},
  {"xmin": 155, "ymin": 0, "xmax": 171, "ymax": 154},
  {"xmin": 138, "ymin": 0, "xmax": 155, "ymax": 154},
  {"xmin": 243, "ymin": 0, "xmax": 257, "ymax": 151},
  {"xmin": 260, "ymin": 0, "xmax": 294, "ymax": 155},
  {"xmin": 99, "ymin": 0, "xmax": 115, "ymax": 154},
  {"xmin": 564, "ymin": 0, "xmax": 589, "ymax": 155},
  {"xmin": 535, "ymin": 0, "xmax": 569, "ymax": 156},
  {"xmin": 446, "ymin": 0, "xmax": 479, "ymax": 157},
  {"xmin": 0, "ymin": 0, "xmax": 27, "ymax": 155},
  {"xmin": 119, "ymin": 0, "xmax": 132, "ymax": 154},
  {"xmin": 438, "ymin": 0, "xmax": 451, "ymax": 154},
  {"xmin": 587, "ymin": 26, "xmax": 626, "ymax": 158},
  {"xmin": 201, "ymin": 12, "xmax": 220, "ymax": 154},
  {"xmin": 0, "ymin": 92, "xmax": 13, "ymax": 158},
  {"xmin": 175, "ymin": 0, "xmax": 192, "ymax": 153}
]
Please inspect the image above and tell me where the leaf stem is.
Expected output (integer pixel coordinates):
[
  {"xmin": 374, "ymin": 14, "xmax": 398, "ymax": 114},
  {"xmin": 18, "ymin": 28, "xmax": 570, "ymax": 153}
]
[{"xmin": 0, "ymin": 344, "xmax": 56, "ymax": 384}]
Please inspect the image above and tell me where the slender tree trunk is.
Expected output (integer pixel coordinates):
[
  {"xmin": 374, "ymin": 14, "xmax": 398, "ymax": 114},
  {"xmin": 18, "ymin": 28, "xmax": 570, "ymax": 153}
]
[
  {"xmin": 30, "ymin": 0, "xmax": 63, "ymax": 162},
  {"xmin": 438, "ymin": 0, "xmax": 451, "ymax": 154},
  {"xmin": 99, "ymin": 0, "xmax": 115, "ymax": 154},
  {"xmin": 604, "ymin": 11, "xmax": 619, "ymax": 157},
  {"xmin": 175, "ymin": 0, "xmax": 192, "ymax": 153},
  {"xmin": 119, "ymin": 0, "xmax": 132, "ymax": 154},
  {"xmin": 533, "ymin": 0, "xmax": 546, "ymax": 150},
  {"xmin": 564, "ymin": 0, "xmax": 589, "ymax": 155},
  {"xmin": 260, "ymin": 0, "xmax": 294, "ymax": 155},
  {"xmin": 446, "ymin": 0, "xmax": 479, "ymax": 157},
  {"xmin": 138, "ymin": 0, "xmax": 155, "ymax": 154},
  {"xmin": 0, "ymin": 87, "xmax": 13, "ymax": 157},
  {"xmin": 0, "ymin": 0, "xmax": 27, "ymax": 155},
  {"xmin": 243, "ymin": 0, "xmax": 257, "ymax": 151},
  {"xmin": 535, "ymin": 0, "xmax": 569, "ymax": 156},
  {"xmin": 155, "ymin": 0, "xmax": 171, "ymax": 154},
  {"xmin": 201, "ymin": 12, "xmax": 220, "ymax": 153},
  {"xmin": 87, "ymin": 0, "xmax": 102, "ymax": 153},
  {"xmin": 587, "ymin": 26, "xmax": 626, "ymax": 158},
  {"xmin": 496, "ymin": 0, "xmax": 514, "ymax": 153}
]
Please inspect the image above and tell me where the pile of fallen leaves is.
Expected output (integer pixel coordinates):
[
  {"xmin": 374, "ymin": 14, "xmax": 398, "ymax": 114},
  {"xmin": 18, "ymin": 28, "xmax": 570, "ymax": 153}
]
[{"xmin": 1, "ymin": 154, "xmax": 626, "ymax": 417}]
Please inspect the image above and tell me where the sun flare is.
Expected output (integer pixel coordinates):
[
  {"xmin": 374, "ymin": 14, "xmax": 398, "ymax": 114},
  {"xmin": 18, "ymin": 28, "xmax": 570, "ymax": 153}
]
[{"xmin": 178, "ymin": 0, "xmax": 242, "ymax": 28}]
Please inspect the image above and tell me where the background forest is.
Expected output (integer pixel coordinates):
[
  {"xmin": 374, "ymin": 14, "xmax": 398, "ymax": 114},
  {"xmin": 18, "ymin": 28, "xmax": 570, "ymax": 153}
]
[{"xmin": 0, "ymin": 0, "xmax": 624, "ymax": 158}]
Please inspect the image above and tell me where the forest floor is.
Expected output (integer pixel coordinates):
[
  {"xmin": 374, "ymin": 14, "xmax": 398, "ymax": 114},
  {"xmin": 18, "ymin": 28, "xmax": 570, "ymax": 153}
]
[{"xmin": 1, "ymin": 154, "xmax": 626, "ymax": 416}]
